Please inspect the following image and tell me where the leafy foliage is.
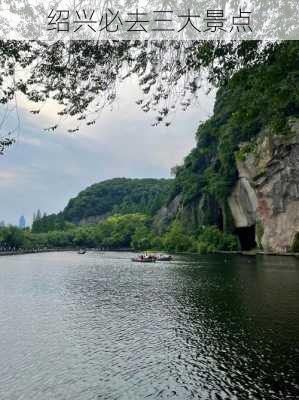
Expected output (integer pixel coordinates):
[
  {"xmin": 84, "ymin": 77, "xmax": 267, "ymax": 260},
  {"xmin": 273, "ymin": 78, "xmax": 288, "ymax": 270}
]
[
  {"xmin": 0, "ymin": 218, "xmax": 238, "ymax": 255},
  {"xmin": 0, "ymin": 40, "xmax": 279, "ymax": 152},
  {"xmin": 98, "ymin": 214, "xmax": 151, "ymax": 249},
  {"xmin": 21, "ymin": 41, "xmax": 275, "ymax": 126},
  {"xmin": 0, "ymin": 226, "xmax": 25, "ymax": 249},
  {"xmin": 0, "ymin": 213, "xmax": 155, "ymax": 251},
  {"xmin": 162, "ymin": 221, "xmax": 197, "ymax": 253}
]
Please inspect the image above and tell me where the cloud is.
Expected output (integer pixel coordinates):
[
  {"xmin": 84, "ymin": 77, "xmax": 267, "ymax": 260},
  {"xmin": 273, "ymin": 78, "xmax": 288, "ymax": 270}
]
[
  {"xmin": 18, "ymin": 136, "xmax": 42, "ymax": 147},
  {"xmin": 0, "ymin": 78, "xmax": 215, "ymax": 226},
  {"xmin": 0, "ymin": 170, "xmax": 18, "ymax": 188}
]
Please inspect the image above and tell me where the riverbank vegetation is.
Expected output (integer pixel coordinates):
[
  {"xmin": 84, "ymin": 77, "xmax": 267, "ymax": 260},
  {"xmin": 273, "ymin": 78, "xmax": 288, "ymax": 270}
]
[{"xmin": 0, "ymin": 214, "xmax": 238, "ymax": 254}]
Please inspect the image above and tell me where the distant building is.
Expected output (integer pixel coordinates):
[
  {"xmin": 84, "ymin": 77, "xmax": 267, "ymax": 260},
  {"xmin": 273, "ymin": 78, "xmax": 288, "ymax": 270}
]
[
  {"xmin": 0, "ymin": 220, "xmax": 5, "ymax": 228},
  {"xmin": 19, "ymin": 216, "xmax": 26, "ymax": 229}
]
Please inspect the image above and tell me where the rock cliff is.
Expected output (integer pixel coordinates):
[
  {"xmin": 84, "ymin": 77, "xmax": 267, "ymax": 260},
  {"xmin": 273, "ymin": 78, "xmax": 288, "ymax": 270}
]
[
  {"xmin": 154, "ymin": 42, "xmax": 299, "ymax": 253},
  {"xmin": 228, "ymin": 126, "xmax": 299, "ymax": 253},
  {"xmin": 155, "ymin": 125, "xmax": 299, "ymax": 253}
]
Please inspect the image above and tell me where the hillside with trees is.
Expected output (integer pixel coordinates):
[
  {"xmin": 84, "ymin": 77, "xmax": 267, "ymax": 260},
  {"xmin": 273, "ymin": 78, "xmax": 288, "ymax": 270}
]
[
  {"xmin": 32, "ymin": 178, "xmax": 173, "ymax": 232},
  {"xmin": 62, "ymin": 178, "xmax": 173, "ymax": 223}
]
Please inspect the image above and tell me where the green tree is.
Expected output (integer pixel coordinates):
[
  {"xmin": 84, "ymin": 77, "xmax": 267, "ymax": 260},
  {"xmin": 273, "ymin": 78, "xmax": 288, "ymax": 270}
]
[
  {"xmin": 0, "ymin": 226, "xmax": 25, "ymax": 249},
  {"xmin": 131, "ymin": 226, "xmax": 153, "ymax": 250},
  {"xmin": 197, "ymin": 226, "xmax": 239, "ymax": 254},
  {"xmin": 32, "ymin": 213, "xmax": 75, "ymax": 233},
  {"xmin": 162, "ymin": 221, "xmax": 196, "ymax": 253},
  {"xmin": 94, "ymin": 213, "xmax": 151, "ymax": 249},
  {"xmin": 46, "ymin": 230, "xmax": 74, "ymax": 248},
  {"xmin": 73, "ymin": 226, "xmax": 97, "ymax": 248}
]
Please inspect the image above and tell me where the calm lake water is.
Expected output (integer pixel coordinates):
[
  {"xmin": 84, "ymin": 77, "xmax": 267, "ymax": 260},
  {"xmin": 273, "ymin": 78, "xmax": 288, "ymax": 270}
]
[{"xmin": 0, "ymin": 252, "xmax": 298, "ymax": 400}]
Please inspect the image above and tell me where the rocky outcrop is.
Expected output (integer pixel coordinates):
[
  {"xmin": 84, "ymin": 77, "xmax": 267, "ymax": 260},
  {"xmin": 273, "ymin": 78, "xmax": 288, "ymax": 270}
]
[
  {"xmin": 79, "ymin": 213, "xmax": 110, "ymax": 225},
  {"xmin": 154, "ymin": 121, "xmax": 299, "ymax": 253},
  {"xmin": 228, "ymin": 178, "xmax": 257, "ymax": 228},
  {"xmin": 228, "ymin": 126, "xmax": 299, "ymax": 253},
  {"xmin": 153, "ymin": 195, "xmax": 182, "ymax": 233},
  {"xmin": 154, "ymin": 193, "xmax": 223, "ymax": 234},
  {"xmin": 179, "ymin": 194, "xmax": 223, "ymax": 230}
]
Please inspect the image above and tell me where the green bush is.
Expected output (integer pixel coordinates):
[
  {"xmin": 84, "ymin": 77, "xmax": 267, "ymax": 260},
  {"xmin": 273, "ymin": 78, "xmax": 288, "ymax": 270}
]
[
  {"xmin": 46, "ymin": 230, "xmax": 75, "ymax": 248},
  {"xmin": 97, "ymin": 213, "xmax": 150, "ymax": 249},
  {"xmin": 162, "ymin": 221, "xmax": 197, "ymax": 253},
  {"xmin": 0, "ymin": 226, "xmax": 25, "ymax": 249},
  {"xmin": 197, "ymin": 226, "xmax": 239, "ymax": 254},
  {"xmin": 131, "ymin": 226, "xmax": 153, "ymax": 250}
]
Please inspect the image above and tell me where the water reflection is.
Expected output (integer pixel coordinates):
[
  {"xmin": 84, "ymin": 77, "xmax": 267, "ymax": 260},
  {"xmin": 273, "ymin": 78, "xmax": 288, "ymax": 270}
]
[
  {"xmin": 169, "ymin": 254, "xmax": 299, "ymax": 399},
  {"xmin": 0, "ymin": 252, "xmax": 298, "ymax": 399}
]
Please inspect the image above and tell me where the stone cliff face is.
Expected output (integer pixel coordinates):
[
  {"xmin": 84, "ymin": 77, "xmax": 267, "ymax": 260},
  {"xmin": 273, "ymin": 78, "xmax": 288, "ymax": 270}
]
[
  {"xmin": 154, "ymin": 192, "xmax": 223, "ymax": 235},
  {"xmin": 228, "ymin": 178, "xmax": 257, "ymax": 229},
  {"xmin": 153, "ymin": 195, "xmax": 182, "ymax": 234},
  {"xmin": 79, "ymin": 213, "xmax": 111, "ymax": 226},
  {"xmin": 154, "ymin": 43, "xmax": 299, "ymax": 253},
  {"xmin": 156, "ymin": 125, "xmax": 299, "ymax": 253},
  {"xmin": 228, "ymin": 126, "xmax": 299, "ymax": 253}
]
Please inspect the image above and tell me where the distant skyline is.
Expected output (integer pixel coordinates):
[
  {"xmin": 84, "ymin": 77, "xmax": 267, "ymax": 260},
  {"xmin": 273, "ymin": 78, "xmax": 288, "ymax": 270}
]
[
  {"xmin": 0, "ymin": 79, "xmax": 215, "ymax": 226},
  {"xmin": 18, "ymin": 216, "xmax": 26, "ymax": 229}
]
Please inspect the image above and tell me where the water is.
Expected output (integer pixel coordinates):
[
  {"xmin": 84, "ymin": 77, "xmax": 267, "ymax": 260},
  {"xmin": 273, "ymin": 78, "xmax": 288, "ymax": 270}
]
[{"xmin": 0, "ymin": 252, "xmax": 298, "ymax": 400}]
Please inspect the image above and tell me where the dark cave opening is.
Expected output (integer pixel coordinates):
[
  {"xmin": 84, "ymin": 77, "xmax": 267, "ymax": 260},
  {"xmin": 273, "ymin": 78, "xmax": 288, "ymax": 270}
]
[{"xmin": 236, "ymin": 225, "xmax": 256, "ymax": 251}]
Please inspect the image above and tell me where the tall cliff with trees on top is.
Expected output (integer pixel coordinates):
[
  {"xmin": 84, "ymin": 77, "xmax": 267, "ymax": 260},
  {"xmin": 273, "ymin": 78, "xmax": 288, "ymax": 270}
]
[{"xmin": 155, "ymin": 42, "xmax": 299, "ymax": 253}]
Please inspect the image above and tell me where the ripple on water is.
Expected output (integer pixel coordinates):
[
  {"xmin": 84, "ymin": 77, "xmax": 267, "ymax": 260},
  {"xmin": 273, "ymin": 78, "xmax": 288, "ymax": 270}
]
[{"xmin": 0, "ymin": 252, "xmax": 298, "ymax": 399}]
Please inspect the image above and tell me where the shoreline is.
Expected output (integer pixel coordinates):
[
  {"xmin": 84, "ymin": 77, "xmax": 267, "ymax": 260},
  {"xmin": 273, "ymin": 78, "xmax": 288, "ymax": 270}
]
[
  {"xmin": 0, "ymin": 249, "xmax": 76, "ymax": 257},
  {"xmin": 0, "ymin": 248, "xmax": 298, "ymax": 258},
  {"xmin": 0, "ymin": 248, "xmax": 133, "ymax": 257},
  {"xmin": 215, "ymin": 250, "xmax": 299, "ymax": 258}
]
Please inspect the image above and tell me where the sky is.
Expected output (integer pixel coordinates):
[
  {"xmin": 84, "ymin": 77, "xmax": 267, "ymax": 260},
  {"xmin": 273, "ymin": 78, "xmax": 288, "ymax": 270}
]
[{"xmin": 0, "ymin": 79, "xmax": 215, "ymax": 226}]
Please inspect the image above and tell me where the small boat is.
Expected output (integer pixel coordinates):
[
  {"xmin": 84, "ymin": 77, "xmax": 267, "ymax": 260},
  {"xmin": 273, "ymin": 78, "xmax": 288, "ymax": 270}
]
[
  {"xmin": 132, "ymin": 255, "xmax": 156, "ymax": 263},
  {"xmin": 156, "ymin": 255, "xmax": 173, "ymax": 261},
  {"xmin": 78, "ymin": 250, "xmax": 86, "ymax": 255}
]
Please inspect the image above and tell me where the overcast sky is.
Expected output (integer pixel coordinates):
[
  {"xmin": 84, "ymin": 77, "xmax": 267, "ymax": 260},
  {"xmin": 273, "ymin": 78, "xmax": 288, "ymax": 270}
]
[{"xmin": 0, "ymin": 79, "xmax": 215, "ymax": 226}]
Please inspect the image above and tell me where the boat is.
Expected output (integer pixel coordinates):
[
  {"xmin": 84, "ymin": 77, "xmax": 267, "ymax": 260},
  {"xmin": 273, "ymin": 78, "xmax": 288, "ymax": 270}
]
[
  {"xmin": 78, "ymin": 249, "xmax": 86, "ymax": 255},
  {"xmin": 132, "ymin": 254, "xmax": 156, "ymax": 263},
  {"xmin": 156, "ymin": 255, "xmax": 173, "ymax": 261}
]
